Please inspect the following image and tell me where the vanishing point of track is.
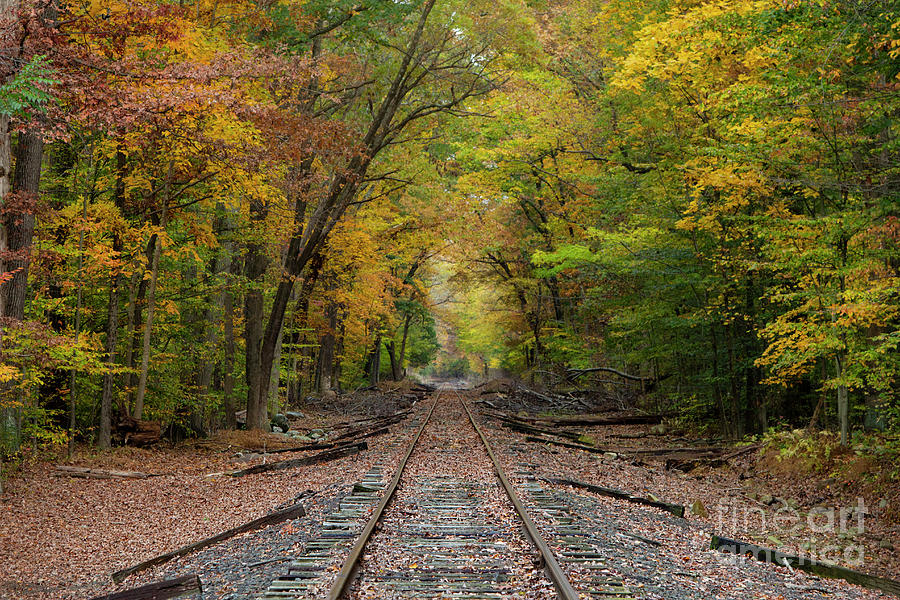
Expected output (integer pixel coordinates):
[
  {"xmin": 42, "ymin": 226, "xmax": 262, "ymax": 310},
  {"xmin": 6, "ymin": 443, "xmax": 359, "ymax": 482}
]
[{"xmin": 261, "ymin": 386, "xmax": 637, "ymax": 599}]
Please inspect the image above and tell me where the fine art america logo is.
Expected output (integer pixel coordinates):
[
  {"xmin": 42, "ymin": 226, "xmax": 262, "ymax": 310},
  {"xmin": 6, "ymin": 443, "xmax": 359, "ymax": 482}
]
[{"xmin": 713, "ymin": 498, "xmax": 868, "ymax": 566}]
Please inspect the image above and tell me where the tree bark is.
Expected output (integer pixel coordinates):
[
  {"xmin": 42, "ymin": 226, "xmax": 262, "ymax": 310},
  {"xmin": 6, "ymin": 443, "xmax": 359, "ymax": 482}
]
[
  {"xmin": 317, "ymin": 300, "xmax": 336, "ymax": 393},
  {"xmin": 99, "ymin": 150, "xmax": 127, "ymax": 448},
  {"xmin": 123, "ymin": 265, "xmax": 145, "ymax": 414},
  {"xmin": 133, "ymin": 164, "xmax": 171, "ymax": 420},
  {"xmin": 222, "ymin": 238, "xmax": 241, "ymax": 429},
  {"xmin": 2, "ymin": 130, "xmax": 42, "ymax": 321},
  {"xmin": 369, "ymin": 332, "xmax": 382, "ymax": 386},
  {"xmin": 243, "ymin": 197, "xmax": 269, "ymax": 429},
  {"xmin": 836, "ymin": 352, "xmax": 849, "ymax": 446},
  {"xmin": 386, "ymin": 340, "xmax": 400, "ymax": 381},
  {"xmin": 99, "ymin": 276, "xmax": 119, "ymax": 448},
  {"xmin": 398, "ymin": 312, "xmax": 412, "ymax": 379}
]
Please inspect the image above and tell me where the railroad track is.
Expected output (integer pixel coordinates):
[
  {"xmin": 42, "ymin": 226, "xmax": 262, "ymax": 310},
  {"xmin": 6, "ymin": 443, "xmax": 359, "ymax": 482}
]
[{"xmin": 261, "ymin": 386, "xmax": 637, "ymax": 599}]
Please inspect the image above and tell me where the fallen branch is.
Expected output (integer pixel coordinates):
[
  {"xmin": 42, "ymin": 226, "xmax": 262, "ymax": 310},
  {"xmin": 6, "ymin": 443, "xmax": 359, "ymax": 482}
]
[
  {"xmin": 517, "ymin": 412, "xmax": 667, "ymax": 427},
  {"xmin": 665, "ymin": 444, "xmax": 760, "ymax": 472},
  {"xmin": 566, "ymin": 366, "xmax": 653, "ymax": 382},
  {"xmin": 329, "ymin": 421, "xmax": 396, "ymax": 443},
  {"xmin": 710, "ymin": 535, "xmax": 900, "ymax": 597},
  {"xmin": 111, "ymin": 503, "xmax": 306, "ymax": 583},
  {"xmin": 488, "ymin": 414, "xmax": 581, "ymax": 441},
  {"xmin": 55, "ymin": 466, "xmax": 151, "ymax": 480},
  {"xmin": 227, "ymin": 442, "xmax": 367, "ymax": 477},
  {"xmin": 525, "ymin": 435, "xmax": 609, "ymax": 454},
  {"xmin": 263, "ymin": 430, "xmax": 388, "ymax": 455},
  {"xmin": 330, "ymin": 409, "xmax": 410, "ymax": 431},
  {"xmin": 95, "ymin": 575, "xmax": 201, "ymax": 599},
  {"xmin": 546, "ymin": 477, "xmax": 686, "ymax": 518}
]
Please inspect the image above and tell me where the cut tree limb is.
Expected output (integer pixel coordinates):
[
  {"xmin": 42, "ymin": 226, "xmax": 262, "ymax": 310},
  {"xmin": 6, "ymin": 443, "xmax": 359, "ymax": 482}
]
[
  {"xmin": 228, "ymin": 442, "xmax": 367, "ymax": 477},
  {"xmin": 710, "ymin": 535, "xmax": 900, "ymax": 597},
  {"xmin": 94, "ymin": 574, "xmax": 201, "ymax": 599},
  {"xmin": 547, "ymin": 477, "xmax": 686, "ymax": 518},
  {"xmin": 111, "ymin": 503, "xmax": 306, "ymax": 583},
  {"xmin": 55, "ymin": 466, "xmax": 151, "ymax": 479}
]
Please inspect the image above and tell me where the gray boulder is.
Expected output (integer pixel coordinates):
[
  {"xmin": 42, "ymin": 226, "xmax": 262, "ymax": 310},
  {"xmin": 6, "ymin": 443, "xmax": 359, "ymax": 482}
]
[{"xmin": 271, "ymin": 413, "xmax": 290, "ymax": 432}]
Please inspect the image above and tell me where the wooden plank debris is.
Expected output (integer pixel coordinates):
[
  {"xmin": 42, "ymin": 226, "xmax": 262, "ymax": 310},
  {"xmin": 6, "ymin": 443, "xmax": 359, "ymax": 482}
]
[
  {"xmin": 92, "ymin": 575, "xmax": 201, "ymax": 599},
  {"xmin": 710, "ymin": 535, "xmax": 900, "ymax": 597},
  {"xmin": 111, "ymin": 503, "xmax": 306, "ymax": 582}
]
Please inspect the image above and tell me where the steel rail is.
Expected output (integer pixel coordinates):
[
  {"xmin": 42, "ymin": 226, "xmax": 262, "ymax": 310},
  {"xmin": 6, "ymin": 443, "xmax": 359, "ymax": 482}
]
[
  {"xmin": 326, "ymin": 391, "xmax": 439, "ymax": 600},
  {"xmin": 458, "ymin": 390, "xmax": 581, "ymax": 600}
]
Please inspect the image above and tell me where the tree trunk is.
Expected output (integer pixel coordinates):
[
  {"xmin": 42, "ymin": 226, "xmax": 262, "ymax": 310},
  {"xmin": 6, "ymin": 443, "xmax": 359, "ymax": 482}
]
[
  {"xmin": 99, "ymin": 274, "xmax": 120, "ymax": 448},
  {"xmin": 369, "ymin": 332, "xmax": 382, "ymax": 386},
  {"xmin": 725, "ymin": 323, "xmax": 743, "ymax": 438},
  {"xmin": 123, "ymin": 269, "xmax": 140, "ymax": 414},
  {"xmin": 398, "ymin": 312, "xmax": 412, "ymax": 379},
  {"xmin": 0, "ymin": 0, "xmax": 20, "ymax": 462},
  {"xmin": 194, "ymin": 211, "xmax": 230, "ymax": 433},
  {"xmin": 317, "ymin": 301, "xmax": 336, "ymax": 393},
  {"xmin": 710, "ymin": 324, "xmax": 729, "ymax": 438},
  {"xmin": 333, "ymin": 313, "xmax": 345, "ymax": 393},
  {"xmin": 243, "ymin": 241, "xmax": 267, "ymax": 429},
  {"xmin": 836, "ymin": 352, "xmax": 849, "ymax": 446},
  {"xmin": 3, "ymin": 130, "xmax": 42, "ymax": 321},
  {"xmin": 133, "ymin": 228, "xmax": 161, "ymax": 421},
  {"xmin": 284, "ymin": 250, "xmax": 324, "ymax": 404},
  {"xmin": 222, "ymin": 241, "xmax": 241, "ymax": 429},
  {"xmin": 242, "ymin": 193, "xmax": 271, "ymax": 430},
  {"xmin": 1, "ymin": 124, "xmax": 42, "ymax": 453},
  {"xmin": 99, "ymin": 150, "xmax": 127, "ymax": 449},
  {"xmin": 267, "ymin": 320, "xmax": 284, "ymax": 415},
  {"xmin": 133, "ymin": 164, "xmax": 170, "ymax": 420},
  {"xmin": 386, "ymin": 340, "xmax": 400, "ymax": 381}
]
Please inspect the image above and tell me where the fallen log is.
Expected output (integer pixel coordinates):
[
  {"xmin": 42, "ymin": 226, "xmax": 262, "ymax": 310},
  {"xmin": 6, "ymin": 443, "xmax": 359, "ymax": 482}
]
[
  {"xmin": 331, "ymin": 409, "xmax": 410, "ymax": 430},
  {"xmin": 111, "ymin": 503, "xmax": 306, "ymax": 583},
  {"xmin": 115, "ymin": 415, "xmax": 162, "ymax": 446},
  {"xmin": 547, "ymin": 477, "xmax": 686, "ymax": 518},
  {"xmin": 228, "ymin": 442, "xmax": 367, "ymax": 477},
  {"xmin": 526, "ymin": 435, "xmax": 609, "ymax": 454},
  {"xmin": 491, "ymin": 416, "xmax": 582, "ymax": 441},
  {"xmin": 55, "ymin": 466, "xmax": 151, "ymax": 479},
  {"xmin": 263, "ymin": 429, "xmax": 389, "ymax": 455},
  {"xmin": 329, "ymin": 419, "xmax": 400, "ymax": 443},
  {"xmin": 515, "ymin": 412, "xmax": 667, "ymax": 426},
  {"xmin": 93, "ymin": 575, "xmax": 201, "ymax": 600},
  {"xmin": 665, "ymin": 444, "xmax": 758, "ymax": 471},
  {"xmin": 628, "ymin": 445, "xmax": 724, "ymax": 456},
  {"xmin": 710, "ymin": 535, "xmax": 900, "ymax": 597},
  {"xmin": 665, "ymin": 456, "xmax": 727, "ymax": 471}
]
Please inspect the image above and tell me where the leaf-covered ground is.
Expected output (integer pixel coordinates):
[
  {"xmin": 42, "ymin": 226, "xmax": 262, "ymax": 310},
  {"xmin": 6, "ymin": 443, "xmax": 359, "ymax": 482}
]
[
  {"xmin": 0, "ymin": 394, "xmax": 897, "ymax": 600},
  {"xmin": 0, "ymin": 407, "xmax": 416, "ymax": 600}
]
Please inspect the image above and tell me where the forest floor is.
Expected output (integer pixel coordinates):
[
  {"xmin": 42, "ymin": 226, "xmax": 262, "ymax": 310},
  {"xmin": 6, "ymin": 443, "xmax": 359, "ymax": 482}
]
[
  {"xmin": 534, "ymin": 420, "xmax": 900, "ymax": 581},
  {"xmin": 508, "ymin": 420, "xmax": 898, "ymax": 574},
  {"xmin": 0, "ymin": 393, "xmax": 418, "ymax": 600},
  {"xmin": 0, "ymin": 389, "xmax": 897, "ymax": 599}
]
